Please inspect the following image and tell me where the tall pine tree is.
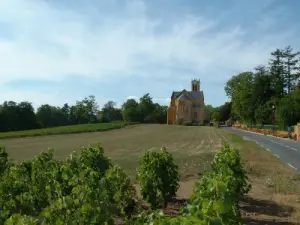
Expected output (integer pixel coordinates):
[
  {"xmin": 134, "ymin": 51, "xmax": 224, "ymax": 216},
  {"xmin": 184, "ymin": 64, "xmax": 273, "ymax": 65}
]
[
  {"xmin": 269, "ymin": 48, "xmax": 286, "ymax": 98},
  {"xmin": 282, "ymin": 46, "xmax": 300, "ymax": 94}
]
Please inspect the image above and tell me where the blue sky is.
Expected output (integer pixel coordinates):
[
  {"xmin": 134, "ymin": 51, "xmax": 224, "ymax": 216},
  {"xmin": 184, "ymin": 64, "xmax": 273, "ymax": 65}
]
[{"xmin": 0, "ymin": 0, "xmax": 299, "ymax": 109}]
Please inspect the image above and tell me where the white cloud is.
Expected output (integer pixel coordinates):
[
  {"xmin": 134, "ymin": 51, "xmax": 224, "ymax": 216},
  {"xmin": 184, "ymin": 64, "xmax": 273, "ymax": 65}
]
[
  {"xmin": 0, "ymin": 0, "xmax": 298, "ymax": 106},
  {"xmin": 126, "ymin": 96, "xmax": 139, "ymax": 101}
]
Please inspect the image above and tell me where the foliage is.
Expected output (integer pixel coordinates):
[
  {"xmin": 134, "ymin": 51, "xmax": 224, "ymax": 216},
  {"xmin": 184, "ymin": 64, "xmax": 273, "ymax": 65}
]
[
  {"xmin": 137, "ymin": 147, "xmax": 179, "ymax": 208},
  {"xmin": 282, "ymin": 46, "xmax": 300, "ymax": 94},
  {"xmin": 0, "ymin": 145, "xmax": 8, "ymax": 175},
  {"xmin": 225, "ymin": 46, "xmax": 300, "ymax": 126},
  {"xmin": 225, "ymin": 72, "xmax": 255, "ymax": 123},
  {"xmin": 277, "ymin": 94, "xmax": 300, "ymax": 126},
  {"xmin": 5, "ymin": 214, "xmax": 38, "ymax": 225},
  {"xmin": 180, "ymin": 144, "xmax": 250, "ymax": 225},
  {"xmin": 0, "ymin": 101, "xmax": 38, "ymax": 132},
  {"xmin": 0, "ymin": 122, "xmax": 136, "ymax": 139},
  {"xmin": 0, "ymin": 93, "xmax": 168, "ymax": 134},
  {"xmin": 211, "ymin": 144, "xmax": 251, "ymax": 197},
  {"xmin": 133, "ymin": 144, "xmax": 251, "ymax": 225},
  {"xmin": 79, "ymin": 144, "xmax": 112, "ymax": 177},
  {"xmin": 102, "ymin": 101, "xmax": 123, "ymax": 122},
  {"xmin": 122, "ymin": 94, "xmax": 168, "ymax": 124},
  {"xmin": 122, "ymin": 99, "xmax": 141, "ymax": 122},
  {"xmin": 102, "ymin": 165, "xmax": 137, "ymax": 218},
  {"xmin": 212, "ymin": 110, "xmax": 221, "ymax": 122},
  {"xmin": 133, "ymin": 210, "xmax": 206, "ymax": 225},
  {"xmin": 0, "ymin": 140, "xmax": 252, "ymax": 225},
  {"xmin": 183, "ymin": 121, "xmax": 193, "ymax": 126},
  {"xmin": 219, "ymin": 102, "xmax": 232, "ymax": 122},
  {"xmin": 0, "ymin": 144, "xmax": 139, "ymax": 224}
]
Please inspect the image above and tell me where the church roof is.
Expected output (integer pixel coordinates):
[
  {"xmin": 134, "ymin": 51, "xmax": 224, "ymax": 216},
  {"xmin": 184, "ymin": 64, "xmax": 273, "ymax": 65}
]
[
  {"xmin": 172, "ymin": 90, "xmax": 204, "ymax": 100},
  {"xmin": 177, "ymin": 94, "xmax": 190, "ymax": 101}
]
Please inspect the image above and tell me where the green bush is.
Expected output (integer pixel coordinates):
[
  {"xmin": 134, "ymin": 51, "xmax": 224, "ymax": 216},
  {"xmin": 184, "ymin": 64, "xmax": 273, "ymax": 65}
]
[
  {"xmin": 0, "ymin": 143, "xmax": 251, "ymax": 225},
  {"xmin": 79, "ymin": 144, "xmax": 112, "ymax": 177},
  {"xmin": 175, "ymin": 119, "xmax": 184, "ymax": 125},
  {"xmin": 137, "ymin": 147, "xmax": 179, "ymax": 208},
  {"xmin": 183, "ymin": 121, "xmax": 192, "ymax": 126},
  {"xmin": 0, "ymin": 145, "xmax": 118, "ymax": 224},
  {"xmin": 5, "ymin": 214, "xmax": 38, "ymax": 225},
  {"xmin": 102, "ymin": 165, "xmax": 137, "ymax": 218},
  {"xmin": 211, "ymin": 144, "xmax": 251, "ymax": 198},
  {"xmin": 179, "ymin": 144, "xmax": 250, "ymax": 225},
  {"xmin": 0, "ymin": 146, "xmax": 8, "ymax": 175},
  {"xmin": 213, "ymin": 122, "xmax": 220, "ymax": 128},
  {"xmin": 182, "ymin": 172, "xmax": 242, "ymax": 225}
]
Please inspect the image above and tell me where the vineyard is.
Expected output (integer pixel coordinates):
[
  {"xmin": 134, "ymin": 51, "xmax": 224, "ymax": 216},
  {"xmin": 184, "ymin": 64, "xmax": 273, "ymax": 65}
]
[
  {"xmin": 0, "ymin": 142, "xmax": 251, "ymax": 225},
  {"xmin": 0, "ymin": 122, "xmax": 137, "ymax": 139}
]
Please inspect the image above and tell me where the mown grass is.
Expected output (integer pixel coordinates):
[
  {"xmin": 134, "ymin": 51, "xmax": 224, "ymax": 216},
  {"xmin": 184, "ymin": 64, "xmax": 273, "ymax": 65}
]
[{"xmin": 0, "ymin": 122, "xmax": 138, "ymax": 139}]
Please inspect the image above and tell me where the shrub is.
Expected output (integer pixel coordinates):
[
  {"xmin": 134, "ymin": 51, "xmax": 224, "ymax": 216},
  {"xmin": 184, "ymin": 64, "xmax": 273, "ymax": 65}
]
[
  {"xmin": 40, "ymin": 167, "xmax": 114, "ymax": 225},
  {"xmin": 179, "ymin": 144, "xmax": 251, "ymax": 225},
  {"xmin": 183, "ymin": 173, "xmax": 242, "ymax": 225},
  {"xmin": 213, "ymin": 122, "xmax": 220, "ymax": 128},
  {"xmin": 0, "ymin": 145, "xmax": 116, "ymax": 224},
  {"xmin": 211, "ymin": 144, "xmax": 251, "ymax": 198},
  {"xmin": 0, "ymin": 146, "xmax": 8, "ymax": 175},
  {"xmin": 137, "ymin": 147, "xmax": 179, "ymax": 208},
  {"xmin": 0, "ymin": 162, "xmax": 33, "ymax": 223},
  {"xmin": 79, "ymin": 144, "xmax": 112, "ymax": 177},
  {"xmin": 176, "ymin": 119, "xmax": 184, "ymax": 125},
  {"xmin": 183, "ymin": 121, "xmax": 192, "ymax": 126},
  {"xmin": 102, "ymin": 165, "xmax": 137, "ymax": 218},
  {"xmin": 5, "ymin": 214, "xmax": 38, "ymax": 225}
]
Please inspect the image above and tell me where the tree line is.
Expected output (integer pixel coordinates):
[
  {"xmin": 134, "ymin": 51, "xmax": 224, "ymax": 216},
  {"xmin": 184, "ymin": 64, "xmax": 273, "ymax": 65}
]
[
  {"xmin": 0, "ymin": 94, "xmax": 168, "ymax": 132},
  {"xmin": 224, "ymin": 46, "xmax": 300, "ymax": 128}
]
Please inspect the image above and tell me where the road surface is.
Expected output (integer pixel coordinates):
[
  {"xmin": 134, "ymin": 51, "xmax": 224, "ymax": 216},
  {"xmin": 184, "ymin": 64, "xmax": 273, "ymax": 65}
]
[{"xmin": 222, "ymin": 127, "xmax": 300, "ymax": 172}]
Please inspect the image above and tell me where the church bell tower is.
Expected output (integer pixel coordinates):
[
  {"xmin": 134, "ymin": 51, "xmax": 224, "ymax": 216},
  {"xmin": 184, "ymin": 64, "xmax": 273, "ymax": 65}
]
[{"xmin": 191, "ymin": 79, "xmax": 200, "ymax": 91}]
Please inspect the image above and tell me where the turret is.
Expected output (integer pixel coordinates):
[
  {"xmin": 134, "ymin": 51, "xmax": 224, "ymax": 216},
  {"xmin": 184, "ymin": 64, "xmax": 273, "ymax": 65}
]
[{"xmin": 191, "ymin": 79, "xmax": 200, "ymax": 91}]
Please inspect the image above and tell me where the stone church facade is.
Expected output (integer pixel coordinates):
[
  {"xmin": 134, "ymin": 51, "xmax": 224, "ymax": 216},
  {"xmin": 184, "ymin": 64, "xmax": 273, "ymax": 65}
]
[{"xmin": 167, "ymin": 79, "xmax": 206, "ymax": 125}]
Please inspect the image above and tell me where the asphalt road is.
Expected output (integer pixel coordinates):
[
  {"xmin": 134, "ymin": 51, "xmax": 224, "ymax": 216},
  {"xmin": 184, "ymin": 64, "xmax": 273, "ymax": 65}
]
[{"xmin": 222, "ymin": 127, "xmax": 300, "ymax": 172}]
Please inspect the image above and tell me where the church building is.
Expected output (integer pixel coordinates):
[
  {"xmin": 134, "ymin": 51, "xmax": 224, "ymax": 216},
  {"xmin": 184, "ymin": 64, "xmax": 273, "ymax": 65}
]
[{"xmin": 167, "ymin": 79, "xmax": 206, "ymax": 125}]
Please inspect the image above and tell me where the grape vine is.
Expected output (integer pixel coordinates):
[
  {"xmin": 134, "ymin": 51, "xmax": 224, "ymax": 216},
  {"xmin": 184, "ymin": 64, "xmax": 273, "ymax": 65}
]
[{"xmin": 0, "ymin": 143, "xmax": 250, "ymax": 225}]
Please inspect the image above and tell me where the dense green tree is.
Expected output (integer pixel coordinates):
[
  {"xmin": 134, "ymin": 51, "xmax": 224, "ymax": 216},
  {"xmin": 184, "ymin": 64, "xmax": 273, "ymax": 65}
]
[
  {"xmin": 282, "ymin": 46, "xmax": 300, "ymax": 94},
  {"xmin": 151, "ymin": 104, "xmax": 168, "ymax": 124},
  {"xmin": 102, "ymin": 101, "xmax": 123, "ymax": 122},
  {"xmin": 36, "ymin": 105, "xmax": 66, "ymax": 128},
  {"xmin": 61, "ymin": 103, "xmax": 71, "ymax": 125},
  {"xmin": 17, "ymin": 102, "xmax": 38, "ymax": 130},
  {"xmin": 225, "ymin": 72, "xmax": 254, "ymax": 123},
  {"xmin": 254, "ymin": 99, "xmax": 276, "ymax": 126},
  {"xmin": 138, "ymin": 94, "xmax": 155, "ymax": 123},
  {"xmin": 211, "ymin": 110, "xmax": 221, "ymax": 122},
  {"xmin": 122, "ymin": 99, "xmax": 140, "ymax": 122},
  {"xmin": 277, "ymin": 93, "xmax": 300, "ymax": 127},
  {"xmin": 74, "ymin": 95, "xmax": 99, "ymax": 124},
  {"xmin": 0, "ymin": 101, "xmax": 19, "ymax": 131},
  {"xmin": 225, "ymin": 46, "xmax": 300, "ymax": 127},
  {"xmin": 252, "ymin": 66, "xmax": 273, "ymax": 105},
  {"xmin": 269, "ymin": 48, "xmax": 286, "ymax": 98},
  {"xmin": 219, "ymin": 102, "xmax": 232, "ymax": 122}
]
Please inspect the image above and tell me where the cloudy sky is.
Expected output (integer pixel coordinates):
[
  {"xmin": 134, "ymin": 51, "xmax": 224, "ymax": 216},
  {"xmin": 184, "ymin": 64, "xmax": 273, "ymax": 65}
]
[{"xmin": 0, "ymin": 0, "xmax": 299, "ymax": 109}]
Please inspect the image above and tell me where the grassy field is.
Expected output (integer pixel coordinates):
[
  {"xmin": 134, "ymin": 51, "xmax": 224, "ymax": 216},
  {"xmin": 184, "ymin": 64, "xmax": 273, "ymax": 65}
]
[
  {"xmin": 0, "ymin": 122, "xmax": 137, "ymax": 139},
  {"xmin": 1, "ymin": 124, "xmax": 300, "ymax": 224}
]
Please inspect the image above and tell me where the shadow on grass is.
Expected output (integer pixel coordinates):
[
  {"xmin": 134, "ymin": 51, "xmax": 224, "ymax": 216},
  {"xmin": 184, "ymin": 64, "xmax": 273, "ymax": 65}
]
[{"xmin": 241, "ymin": 196, "xmax": 294, "ymax": 217}]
